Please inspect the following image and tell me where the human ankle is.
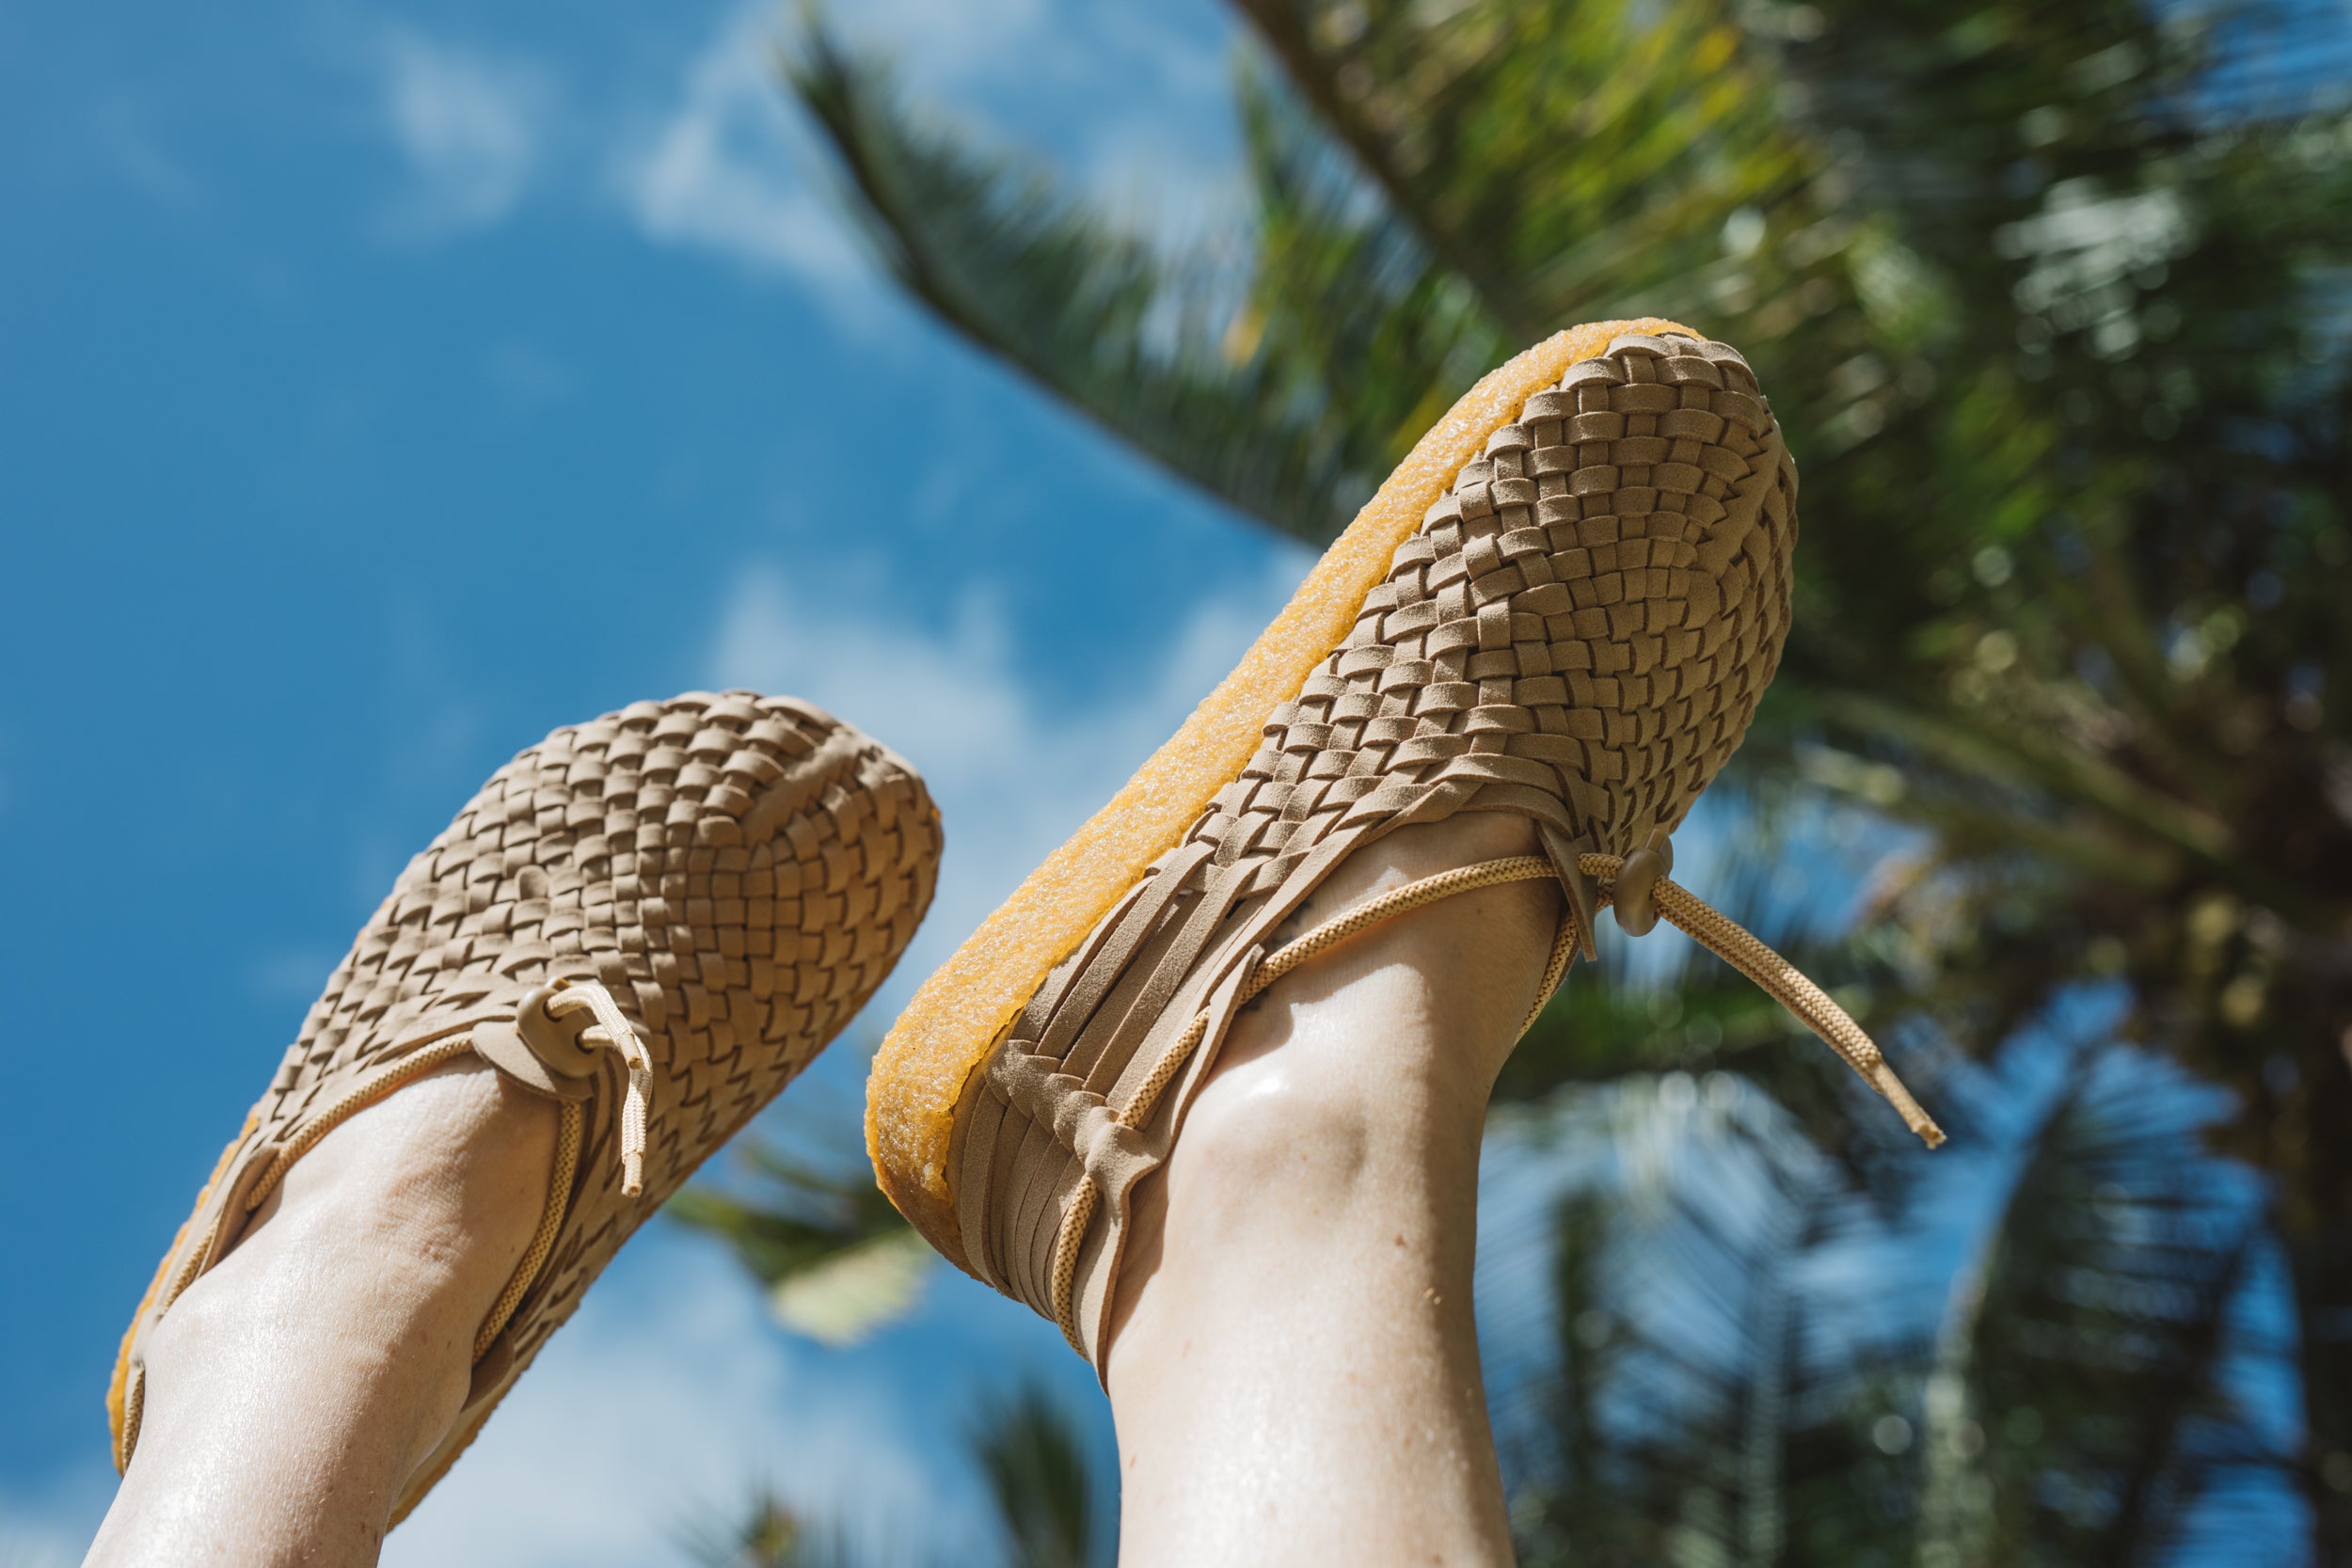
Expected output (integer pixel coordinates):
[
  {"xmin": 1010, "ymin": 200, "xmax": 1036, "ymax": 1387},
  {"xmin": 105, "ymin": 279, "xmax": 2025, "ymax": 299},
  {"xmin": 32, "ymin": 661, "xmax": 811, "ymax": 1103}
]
[
  {"xmin": 134, "ymin": 1062, "xmax": 557, "ymax": 1489},
  {"xmin": 1104, "ymin": 957, "xmax": 1503, "ymax": 1390},
  {"xmin": 1104, "ymin": 828, "xmax": 1553, "ymax": 1332},
  {"xmin": 1222, "ymin": 813, "xmax": 1559, "ymax": 1109},
  {"xmin": 136, "ymin": 1222, "xmax": 475, "ymax": 1472}
]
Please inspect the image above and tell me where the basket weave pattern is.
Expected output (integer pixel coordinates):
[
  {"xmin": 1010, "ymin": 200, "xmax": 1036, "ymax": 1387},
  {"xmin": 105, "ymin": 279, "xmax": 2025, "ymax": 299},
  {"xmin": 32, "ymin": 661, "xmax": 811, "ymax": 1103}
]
[
  {"xmin": 952, "ymin": 331, "xmax": 1798, "ymax": 1359},
  {"xmin": 113, "ymin": 689, "xmax": 940, "ymax": 1500}
]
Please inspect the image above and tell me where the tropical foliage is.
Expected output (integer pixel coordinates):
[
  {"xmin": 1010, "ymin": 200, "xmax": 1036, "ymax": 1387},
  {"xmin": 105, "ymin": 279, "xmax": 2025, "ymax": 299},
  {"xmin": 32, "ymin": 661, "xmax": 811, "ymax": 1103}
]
[
  {"xmin": 682, "ymin": 0, "xmax": 2352, "ymax": 1560},
  {"xmin": 688, "ymin": 1381, "xmax": 1111, "ymax": 1568}
]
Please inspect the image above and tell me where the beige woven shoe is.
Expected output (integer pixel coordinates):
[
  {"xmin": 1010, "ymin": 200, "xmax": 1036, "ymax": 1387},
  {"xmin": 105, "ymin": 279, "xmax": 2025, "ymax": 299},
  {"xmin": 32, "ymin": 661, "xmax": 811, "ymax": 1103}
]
[
  {"xmin": 866, "ymin": 321, "xmax": 1942, "ymax": 1370},
  {"xmin": 110, "ymin": 690, "xmax": 940, "ymax": 1521}
]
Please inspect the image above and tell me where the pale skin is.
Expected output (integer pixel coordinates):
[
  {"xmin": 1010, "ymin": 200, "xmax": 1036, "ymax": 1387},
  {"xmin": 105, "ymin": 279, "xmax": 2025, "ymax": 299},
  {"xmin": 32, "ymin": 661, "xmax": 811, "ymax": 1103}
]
[
  {"xmin": 84, "ymin": 1064, "xmax": 560, "ymax": 1568},
  {"xmin": 85, "ymin": 809, "xmax": 1553, "ymax": 1568}
]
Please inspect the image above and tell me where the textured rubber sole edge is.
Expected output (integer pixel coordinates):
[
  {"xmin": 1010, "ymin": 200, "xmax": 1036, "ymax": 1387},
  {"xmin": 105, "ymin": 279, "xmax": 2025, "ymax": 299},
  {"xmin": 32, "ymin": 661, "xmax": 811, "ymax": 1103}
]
[{"xmin": 864, "ymin": 317, "xmax": 1698, "ymax": 1270}]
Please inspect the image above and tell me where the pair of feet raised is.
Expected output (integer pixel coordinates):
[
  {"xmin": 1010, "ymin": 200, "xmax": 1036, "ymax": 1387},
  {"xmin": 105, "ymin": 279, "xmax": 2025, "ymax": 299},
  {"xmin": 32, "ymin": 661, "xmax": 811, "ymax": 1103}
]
[{"xmin": 90, "ymin": 324, "xmax": 1940, "ymax": 1566}]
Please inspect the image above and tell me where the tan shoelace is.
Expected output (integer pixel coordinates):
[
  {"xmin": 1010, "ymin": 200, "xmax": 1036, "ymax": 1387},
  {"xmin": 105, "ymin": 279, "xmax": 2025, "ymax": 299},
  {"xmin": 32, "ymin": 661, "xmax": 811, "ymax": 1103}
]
[
  {"xmin": 539, "ymin": 980, "xmax": 654, "ymax": 1196},
  {"xmin": 232, "ymin": 979, "xmax": 655, "ymax": 1364},
  {"xmin": 472, "ymin": 980, "xmax": 652, "ymax": 1361},
  {"xmin": 241, "ymin": 978, "xmax": 656, "ymax": 1214},
  {"xmin": 1044, "ymin": 850, "xmax": 1943, "ymax": 1343},
  {"xmin": 118, "ymin": 978, "xmax": 664, "ymax": 1463}
]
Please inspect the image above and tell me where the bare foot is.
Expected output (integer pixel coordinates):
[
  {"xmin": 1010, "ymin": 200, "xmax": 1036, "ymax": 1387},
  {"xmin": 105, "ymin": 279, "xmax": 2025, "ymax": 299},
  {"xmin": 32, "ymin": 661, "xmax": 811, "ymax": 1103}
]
[
  {"xmin": 86, "ymin": 1061, "xmax": 557, "ymax": 1568},
  {"xmin": 1104, "ymin": 808, "xmax": 1555, "ymax": 1568}
]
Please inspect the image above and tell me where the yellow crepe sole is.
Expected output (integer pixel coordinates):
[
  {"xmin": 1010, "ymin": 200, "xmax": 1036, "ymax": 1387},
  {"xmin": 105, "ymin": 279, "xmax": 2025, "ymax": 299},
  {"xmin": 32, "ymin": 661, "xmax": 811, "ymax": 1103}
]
[{"xmin": 866, "ymin": 318, "xmax": 1697, "ymax": 1269}]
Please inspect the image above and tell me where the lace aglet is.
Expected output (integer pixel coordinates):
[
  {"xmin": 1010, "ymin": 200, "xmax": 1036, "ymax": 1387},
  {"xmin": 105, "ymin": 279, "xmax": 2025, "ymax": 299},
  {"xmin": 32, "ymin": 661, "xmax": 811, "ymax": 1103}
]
[
  {"xmin": 619, "ymin": 1077, "xmax": 650, "ymax": 1196},
  {"xmin": 1864, "ymin": 1059, "xmax": 1946, "ymax": 1148}
]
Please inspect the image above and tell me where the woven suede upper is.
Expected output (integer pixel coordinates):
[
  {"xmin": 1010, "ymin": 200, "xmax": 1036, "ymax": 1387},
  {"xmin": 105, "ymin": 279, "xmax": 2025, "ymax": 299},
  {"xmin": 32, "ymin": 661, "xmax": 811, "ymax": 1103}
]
[
  {"xmin": 941, "ymin": 331, "xmax": 1800, "ymax": 1364},
  {"xmin": 112, "ymin": 689, "xmax": 940, "ymax": 1515}
]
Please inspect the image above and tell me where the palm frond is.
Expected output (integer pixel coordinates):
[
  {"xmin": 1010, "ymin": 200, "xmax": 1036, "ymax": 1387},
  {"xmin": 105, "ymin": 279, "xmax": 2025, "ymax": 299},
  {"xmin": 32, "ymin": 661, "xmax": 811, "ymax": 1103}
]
[
  {"xmin": 1488, "ymin": 1073, "xmax": 1922, "ymax": 1566},
  {"xmin": 679, "ymin": 1486, "xmax": 868, "ymax": 1568},
  {"xmin": 784, "ymin": 23, "xmax": 1494, "ymax": 542},
  {"xmin": 1493, "ymin": 1025, "xmax": 2297, "ymax": 1567},
  {"xmin": 1234, "ymin": 0, "xmax": 1817, "ymax": 340},
  {"xmin": 1916, "ymin": 1040, "xmax": 2299, "ymax": 1565},
  {"xmin": 669, "ymin": 1136, "xmax": 931, "ymax": 1344},
  {"xmin": 967, "ymin": 1384, "xmax": 1112, "ymax": 1568}
]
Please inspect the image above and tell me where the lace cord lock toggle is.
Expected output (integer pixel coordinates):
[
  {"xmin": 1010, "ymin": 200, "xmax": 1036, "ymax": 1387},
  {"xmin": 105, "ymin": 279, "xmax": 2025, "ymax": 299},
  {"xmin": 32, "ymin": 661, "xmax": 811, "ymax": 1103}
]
[
  {"xmin": 1610, "ymin": 832, "xmax": 1675, "ymax": 937},
  {"xmin": 515, "ymin": 983, "xmax": 608, "ymax": 1079}
]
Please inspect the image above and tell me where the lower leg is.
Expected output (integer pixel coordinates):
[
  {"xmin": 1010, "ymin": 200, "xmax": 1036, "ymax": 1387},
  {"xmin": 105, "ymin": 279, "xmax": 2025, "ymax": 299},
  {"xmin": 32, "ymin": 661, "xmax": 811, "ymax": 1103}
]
[
  {"xmin": 85, "ymin": 1060, "xmax": 556, "ymax": 1568},
  {"xmin": 1104, "ymin": 810, "xmax": 1554, "ymax": 1568}
]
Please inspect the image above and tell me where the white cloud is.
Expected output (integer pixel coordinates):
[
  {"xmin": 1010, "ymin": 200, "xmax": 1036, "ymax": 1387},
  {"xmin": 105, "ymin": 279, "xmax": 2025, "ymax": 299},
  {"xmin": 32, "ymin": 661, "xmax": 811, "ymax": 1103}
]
[
  {"xmin": 612, "ymin": 5, "xmax": 864, "ymax": 290},
  {"xmin": 389, "ymin": 546, "xmax": 1312, "ymax": 1568},
  {"xmin": 707, "ymin": 554, "xmax": 1304, "ymax": 967},
  {"xmin": 614, "ymin": 0, "xmax": 1244, "ymax": 293},
  {"xmin": 380, "ymin": 30, "xmax": 554, "ymax": 236},
  {"xmin": 385, "ymin": 1240, "xmax": 973, "ymax": 1568}
]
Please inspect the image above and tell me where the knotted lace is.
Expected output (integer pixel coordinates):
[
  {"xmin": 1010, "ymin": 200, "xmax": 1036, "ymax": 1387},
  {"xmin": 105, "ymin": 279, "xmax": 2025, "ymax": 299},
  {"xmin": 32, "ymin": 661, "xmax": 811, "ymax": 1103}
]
[
  {"xmin": 105, "ymin": 976, "xmax": 664, "ymax": 1475},
  {"xmin": 542, "ymin": 980, "xmax": 654, "ymax": 1196},
  {"xmin": 1044, "ymin": 847, "xmax": 1944, "ymax": 1342},
  {"xmin": 476, "ymin": 981, "xmax": 654, "ymax": 1357},
  {"xmin": 1255, "ymin": 852, "xmax": 1941, "ymax": 1140}
]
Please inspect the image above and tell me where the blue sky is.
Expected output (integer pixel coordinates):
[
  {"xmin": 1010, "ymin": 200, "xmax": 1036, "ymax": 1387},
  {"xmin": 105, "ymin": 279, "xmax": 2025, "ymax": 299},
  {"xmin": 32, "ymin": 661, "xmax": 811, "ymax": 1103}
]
[
  {"xmin": 0, "ymin": 0, "xmax": 1311, "ymax": 1560},
  {"xmin": 1, "ymin": 3, "xmax": 2318, "ymax": 1562}
]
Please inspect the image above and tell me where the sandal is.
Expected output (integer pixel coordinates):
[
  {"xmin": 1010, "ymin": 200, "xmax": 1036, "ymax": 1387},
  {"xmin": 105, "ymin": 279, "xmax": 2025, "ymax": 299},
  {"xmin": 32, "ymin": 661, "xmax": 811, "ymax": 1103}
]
[
  {"xmin": 109, "ymin": 690, "xmax": 941, "ymax": 1521},
  {"xmin": 864, "ymin": 322, "xmax": 1942, "ymax": 1370}
]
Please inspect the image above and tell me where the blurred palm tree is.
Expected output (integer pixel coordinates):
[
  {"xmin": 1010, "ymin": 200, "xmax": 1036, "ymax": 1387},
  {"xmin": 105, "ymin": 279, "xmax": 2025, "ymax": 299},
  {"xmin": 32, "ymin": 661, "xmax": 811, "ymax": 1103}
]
[
  {"xmin": 964, "ymin": 1385, "xmax": 1110, "ymax": 1568},
  {"xmin": 688, "ymin": 1015, "xmax": 2297, "ymax": 1567},
  {"xmin": 687, "ymin": 1383, "xmax": 1111, "ymax": 1568},
  {"xmin": 673, "ymin": 2, "xmax": 2352, "ymax": 1561},
  {"xmin": 741, "ymin": 0, "xmax": 2352, "ymax": 1558},
  {"xmin": 1486, "ymin": 1029, "xmax": 2299, "ymax": 1567}
]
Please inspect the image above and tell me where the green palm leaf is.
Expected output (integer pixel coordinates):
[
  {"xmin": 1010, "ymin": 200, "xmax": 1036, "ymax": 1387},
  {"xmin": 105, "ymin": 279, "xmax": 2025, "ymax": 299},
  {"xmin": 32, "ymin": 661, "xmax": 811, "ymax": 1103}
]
[
  {"xmin": 1488, "ymin": 1074, "xmax": 1918, "ymax": 1566},
  {"xmin": 787, "ymin": 23, "xmax": 1490, "ymax": 543},
  {"xmin": 968, "ymin": 1385, "xmax": 1112, "ymax": 1568},
  {"xmin": 1915, "ymin": 1042, "xmax": 2296, "ymax": 1565},
  {"xmin": 1233, "ymin": 0, "xmax": 1817, "ymax": 340},
  {"xmin": 669, "ymin": 1136, "xmax": 931, "ymax": 1345},
  {"xmin": 681, "ymin": 1486, "xmax": 867, "ymax": 1568},
  {"xmin": 1494, "ymin": 1032, "xmax": 2292, "ymax": 1567},
  {"xmin": 771, "ymin": 0, "xmax": 2352, "ymax": 1550}
]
